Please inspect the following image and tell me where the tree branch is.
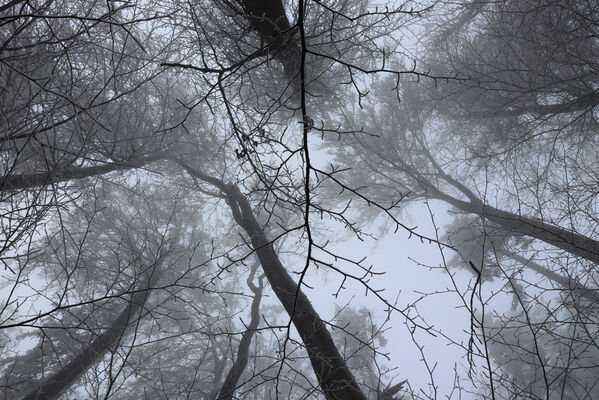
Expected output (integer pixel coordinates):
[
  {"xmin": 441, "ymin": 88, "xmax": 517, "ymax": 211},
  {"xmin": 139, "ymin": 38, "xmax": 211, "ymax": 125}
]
[{"xmin": 1, "ymin": 153, "xmax": 165, "ymax": 192}]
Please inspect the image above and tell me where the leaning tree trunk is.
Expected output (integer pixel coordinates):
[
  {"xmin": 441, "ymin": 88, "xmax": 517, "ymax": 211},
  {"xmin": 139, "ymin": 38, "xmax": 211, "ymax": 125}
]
[
  {"xmin": 452, "ymin": 197, "xmax": 599, "ymax": 266},
  {"xmin": 413, "ymin": 157, "xmax": 599, "ymax": 266},
  {"xmin": 1, "ymin": 152, "xmax": 164, "ymax": 192},
  {"xmin": 403, "ymin": 145, "xmax": 599, "ymax": 266},
  {"xmin": 504, "ymin": 252, "xmax": 599, "ymax": 303},
  {"xmin": 177, "ymin": 160, "xmax": 367, "ymax": 400},
  {"xmin": 20, "ymin": 266, "xmax": 159, "ymax": 400}
]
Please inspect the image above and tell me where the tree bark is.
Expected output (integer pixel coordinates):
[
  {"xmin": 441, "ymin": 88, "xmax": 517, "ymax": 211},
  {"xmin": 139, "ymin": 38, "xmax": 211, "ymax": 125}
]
[
  {"xmin": 216, "ymin": 262, "xmax": 263, "ymax": 400},
  {"xmin": 414, "ymin": 157, "xmax": 599, "ymax": 266},
  {"xmin": 504, "ymin": 252, "xmax": 599, "ymax": 303},
  {"xmin": 20, "ymin": 267, "xmax": 159, "ymax": 400},
  {"xmin": 453, "ymin": 198, "xmax": 599, "ymax": 266},
  {"xmin": 238, "ymin": 0, "xmax": 301, "ymax": 87},
  {"xmin": 411, "ymin": 123, "xmax": 599, "ymax": 266},
  {"xmin": 177, "ymin": 160, "xmax": 366, "ymax": 400},
  {"xmin": 1, "ymin": 153, "xmax": 164, "ymax": 192},
  {"xmin": 240, "ymin": 0, "xmax": 292, "ymax": 39}
]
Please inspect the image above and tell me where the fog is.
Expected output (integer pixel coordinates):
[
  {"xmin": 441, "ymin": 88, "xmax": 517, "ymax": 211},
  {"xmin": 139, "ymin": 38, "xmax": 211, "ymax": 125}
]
[{"xmin": 1, "ymin": 1, "xmax": 598, "ymax": 399}]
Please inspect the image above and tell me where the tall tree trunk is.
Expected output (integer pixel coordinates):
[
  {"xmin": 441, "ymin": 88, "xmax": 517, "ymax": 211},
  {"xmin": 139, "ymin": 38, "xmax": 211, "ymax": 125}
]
[
  {"xmin": 20, "ymin": 267, "xmax": 159, "ymax": 400},
  {"xmin": 238, "ymin": 0, "xmax": 300, "ymax": 87},
  {"xmin": 216, "ymin": 262, "xmax": 263, "ymax": 400},
  {"xmin": 1, "ymin": 152, "xmax": 164, "ymax": 192},
  {"xmin": 414, "ymin": 156, "xmax": 599, "ymax": 266},
  {"xmin": 405, "ymin": 155, "xmax": 599, "ymax": 300},
  {"xmin": 452, "ymin": 197, "xmax": 599, "ymax": 266},
  {"xmin": 504, "ymin": 252, "xmax": 599, "ymax": 303},
  {"xmin": 177, "ymin": 160, "xmax": 367, "ymax": 400},
  {"xmin": 402, "ymin": 145, "xmax": 599, "ymax": 266}
]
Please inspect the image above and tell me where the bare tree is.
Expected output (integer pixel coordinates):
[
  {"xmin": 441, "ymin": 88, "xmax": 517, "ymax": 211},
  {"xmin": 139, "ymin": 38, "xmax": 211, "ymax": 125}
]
[
  {"xmin": 319, "ymin": 1, "xmax": 599, "ymax": 398},
  {"xmin": 1, "ymin": 0, "xmax": 429, "ymax": 399},
  {"xmin": 7, "ymin": 0, "xmax": 595, "ymax": 399}
]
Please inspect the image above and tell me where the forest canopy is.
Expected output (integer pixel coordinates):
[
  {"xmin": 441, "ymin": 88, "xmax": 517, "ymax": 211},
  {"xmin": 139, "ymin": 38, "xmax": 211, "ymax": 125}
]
[{"xmin": 1, "ymin": 0, "xmax": 598, "ymax": 399}]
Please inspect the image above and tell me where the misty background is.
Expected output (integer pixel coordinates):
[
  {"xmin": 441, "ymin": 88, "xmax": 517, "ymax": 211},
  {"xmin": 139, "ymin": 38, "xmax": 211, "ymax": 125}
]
[{"xmin": 1, "ymin": 0, "xmax": 597, "ymax": 399}]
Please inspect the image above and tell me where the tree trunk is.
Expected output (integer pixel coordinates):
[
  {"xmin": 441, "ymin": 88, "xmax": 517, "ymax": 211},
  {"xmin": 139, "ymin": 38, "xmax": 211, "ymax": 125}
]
[
  {"xmin": 177, "ymin": 160, "xmax": 366, "ymax": 400},
  {"xmin": 407, "ymin": 145, "xmax": 599, "ymax": 266},
  {"xmin": 216, "ymin": 263, "xmax": 263, "ymax": 400},
  {"xmin": 238, "ymin": 0, "xmax": 301, "ymax": 88},
  {"xmin": 455, "ymin": 199, "xmax": 599, "ymax": 266},
  {"xmin": 504, "ymin": 252, "xmax": 599, "ymax": 303},
  {"xmin": 20, "ymin": 267, "xmax": 159, "ymax": 400},
  {"xmin": 1, "ymin": 153, "xmax": 164, "ymax": 192}
]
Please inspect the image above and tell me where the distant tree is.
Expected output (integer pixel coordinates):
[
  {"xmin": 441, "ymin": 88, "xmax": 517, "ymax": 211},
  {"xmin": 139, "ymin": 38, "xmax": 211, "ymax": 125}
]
[{"xmin": 330, "ymin": 305, "xmax": 397, "ymax": 399}]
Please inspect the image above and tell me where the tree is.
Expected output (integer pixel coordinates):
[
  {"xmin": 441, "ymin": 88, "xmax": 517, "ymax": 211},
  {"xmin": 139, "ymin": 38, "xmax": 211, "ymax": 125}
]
[
  {"xmin": 3, "ymin": 0, "xmax": 596, "ymax": 399},
  {"xmin": 0, "ymin": 178, "xmax": 210, "ymax": 399},
  {"xmin": 1, "ymin": 0, "xmax": 422, "ymax": 399},
  {"xmin": 322, "ymin": 0, "xmax": 599, "ymax": 397}
]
